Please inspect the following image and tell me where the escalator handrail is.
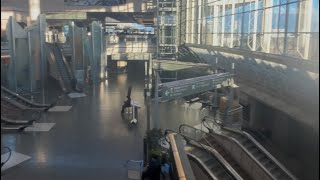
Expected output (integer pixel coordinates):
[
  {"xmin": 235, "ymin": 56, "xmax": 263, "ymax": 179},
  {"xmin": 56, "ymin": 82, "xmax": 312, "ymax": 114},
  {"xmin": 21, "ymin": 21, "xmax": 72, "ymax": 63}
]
[
  {"xmin": 1, "ymin": 124, "xmax": 28, "ymax": 131},
  {"xmin": 186, "ymin": 153, "xmax": 218, "ymax": 180},
  {"xmin": 201, "ymin": 119, "xmax": 278, "ymax": 180},
  {"xmin": 167, "ymin": 129, "xmax": 240, "ymax": 180},
  {"xmin": 1, "ymin": 86, "xmax": 51, "ymax": 108},
  {"xmin": 1, "ymin": 116, "xmax": 34, "ymax": 125},
  {"xmin": 224, "ymin": 127, "xmax": 298, "ymax": 180},
  {"xmin": 1, "ymin": 96, "xmax": 46, "ymax": 111}
]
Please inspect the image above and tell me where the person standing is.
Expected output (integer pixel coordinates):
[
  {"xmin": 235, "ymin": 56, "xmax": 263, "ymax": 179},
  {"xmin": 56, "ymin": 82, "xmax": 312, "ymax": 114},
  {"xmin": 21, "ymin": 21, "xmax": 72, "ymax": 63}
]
[{"xmin": 121, "ymin": 86, "xmax": 132, "ymax": 114}]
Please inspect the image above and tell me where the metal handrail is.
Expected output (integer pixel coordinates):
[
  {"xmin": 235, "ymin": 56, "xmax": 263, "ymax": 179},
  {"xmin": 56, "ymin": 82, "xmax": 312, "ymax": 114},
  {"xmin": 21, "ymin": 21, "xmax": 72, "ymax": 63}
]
[
  {"xmin": 201, "ymin": 118, "xmax": 285, "ymax": 180},
  {"xmin": 165, "ymin": 129, "xmax": 237, "ymax": 180}
]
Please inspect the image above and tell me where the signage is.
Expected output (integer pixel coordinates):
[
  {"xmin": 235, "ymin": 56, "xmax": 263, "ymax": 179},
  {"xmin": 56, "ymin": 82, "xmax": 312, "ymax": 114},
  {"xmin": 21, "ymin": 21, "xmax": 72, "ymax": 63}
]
[{"xmin": 160, "ymin": 73, "xmax": 233, "ymax": 101}]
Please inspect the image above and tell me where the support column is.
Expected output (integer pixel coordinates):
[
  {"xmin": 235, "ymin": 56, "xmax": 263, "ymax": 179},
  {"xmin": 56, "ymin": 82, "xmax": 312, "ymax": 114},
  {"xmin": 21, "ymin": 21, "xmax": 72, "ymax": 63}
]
[
  {"xmin": 91, "ymin": 23, "xmax": 95, "ymax": 85},
  {"xmin": 283, "ymin": 2, "xmax": 290, "ymax": 55},
  {"xmin": 191, "ymin": 0, "xmax": 196, "ymax": 44},
  {"xmin": 29, "ymin": 0, "xmax": 40, "ymax": 22},
  {"xmin": 213, "ymin": 57, "xmax": 219, "ymax": 114},
  {"xmin": 198, "ymin": 0, "xmax": 202, "ymax": 44},
  {"xmin": 240, "ymin": 0, "xmax": 245, "ymax": 48},
  {"xmin": 221, "ymin": 2, "xmax": 225, "ymax": 47},
  {"xmin": 252, "ymin": 0, "xmax": 259, "ymax": 50},
  {"xmin": 230, "ymin": 1, "xmax": 235, "ymax": 48},
  {"xmin": 186, "ymin": 0, "xmax": 190, "ymax": 43},
  {"xmin": 7, "ymin": 17, "xmax": 17, "ymax": 92},
  {"xmin": 262, "ymin": 0, "xmax": 273, "ymax": 53},
  {"xmin": 222, "ymin": 63, "xmax": 235, "ymax": 127},
  {"xmin": 71, "ymin": 21, "xmax": 76, "ymax": 73},
  {"xmin": 298, "ymin": 0, "xmax": 313, "ymax": 59},
  {"xmin": 27, "ymin": 31, "xmax": 33, "ymax": 96},
  {"xmin": 153, "ymin": 70, "xmax": 160, "ymax": 129},
  {"xmin": 100, "ymin": 23, "xmax": 105, "ymax": 80},
  {"xmin": 213, "ymin": 5, "xmax": 219, "ymax": 46},
  {"xmin": 82, "ymin": 28, "xmax": 86, "ymax": 70},
  {"xmin": 202, "ymin": 0, "xmax": 206, "ymax": 45},
  {"xmin": 39, "ymin": 14, "xmax": 47, "ymax": 103}
]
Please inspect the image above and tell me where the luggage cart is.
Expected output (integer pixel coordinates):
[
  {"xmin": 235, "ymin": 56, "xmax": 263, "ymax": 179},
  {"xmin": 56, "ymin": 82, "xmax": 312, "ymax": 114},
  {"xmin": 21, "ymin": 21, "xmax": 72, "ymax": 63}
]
[{"xmin": 125, "ymin": 160, "xmax": 144, "ymax": 179}]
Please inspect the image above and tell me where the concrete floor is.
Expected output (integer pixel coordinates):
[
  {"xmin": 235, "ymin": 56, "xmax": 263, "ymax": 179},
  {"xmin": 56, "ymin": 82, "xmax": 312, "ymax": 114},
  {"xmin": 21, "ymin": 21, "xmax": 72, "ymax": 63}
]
[{"xmin": 1, "ymin": 71, "xmax": 206, "ymax": 180}]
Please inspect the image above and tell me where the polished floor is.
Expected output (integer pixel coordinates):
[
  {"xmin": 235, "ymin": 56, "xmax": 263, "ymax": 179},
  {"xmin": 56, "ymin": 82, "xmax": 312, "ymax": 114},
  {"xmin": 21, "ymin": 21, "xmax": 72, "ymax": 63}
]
[{"xmin": 1, "ymin": 71, "xmax": 205, "ymax": 180}]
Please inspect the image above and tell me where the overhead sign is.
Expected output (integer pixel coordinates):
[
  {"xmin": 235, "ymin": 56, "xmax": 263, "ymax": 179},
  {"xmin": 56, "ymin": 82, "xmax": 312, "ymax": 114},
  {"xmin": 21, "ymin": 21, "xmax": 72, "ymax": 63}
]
[
  {"xmin": 112, "ymin": 53, "xmax": 150, "ymax": 61},
  {"xmin": 160, "ymin": 73, "xmax": 233, "ymax": 101},
  {"xmin": 152, "ymin": 60, "xmax": 209, "ymax": 71}
]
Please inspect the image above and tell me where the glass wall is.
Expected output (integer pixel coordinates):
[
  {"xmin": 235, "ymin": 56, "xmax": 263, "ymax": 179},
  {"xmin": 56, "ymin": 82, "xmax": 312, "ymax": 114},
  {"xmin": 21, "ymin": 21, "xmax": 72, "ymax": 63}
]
[{"xmin": 180, "ymin": 0, "xmax": 319, "ymax": 60}]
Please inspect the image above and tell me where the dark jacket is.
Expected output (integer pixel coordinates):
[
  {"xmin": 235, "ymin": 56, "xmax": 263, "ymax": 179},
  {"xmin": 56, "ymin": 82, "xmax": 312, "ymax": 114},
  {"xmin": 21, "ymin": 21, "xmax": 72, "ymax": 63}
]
[{"xmin": 142, "ymin": 159, "xmax": 161, "ymax": 180}]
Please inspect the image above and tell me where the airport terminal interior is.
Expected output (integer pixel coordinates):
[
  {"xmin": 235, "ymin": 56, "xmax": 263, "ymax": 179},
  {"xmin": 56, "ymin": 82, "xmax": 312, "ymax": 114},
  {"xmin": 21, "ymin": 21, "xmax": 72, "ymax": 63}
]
[{"xmin": 0, "ymin": 0, "xmax": 319, "ymax": 179}]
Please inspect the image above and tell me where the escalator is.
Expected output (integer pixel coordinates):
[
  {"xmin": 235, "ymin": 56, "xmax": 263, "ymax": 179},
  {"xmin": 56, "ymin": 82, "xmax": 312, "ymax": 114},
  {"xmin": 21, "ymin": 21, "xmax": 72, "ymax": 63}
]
[
  {"xmin": 202, "ymin": 118, "xmax": 298, "ymax": 180},
  {"xmin": 46, "ymin": 43, "xmax": 79, "ymax": 93},
  {"xmin": 186, "ymin": 144, "xmax": 236, "ymax": 180},
  {"xmin": 222, "ymin": 128, "xmax": 297, "ymax": 180},
  {"xmin": 1, "ymin": 86, "xmax": 52, "ymax": 111},
  {"xmin": 179, "ymin": 125, "xmax": 251, "ymax": 180},
  {"xmin": 165, "ymin": 130, "xmax": 238, "ymax": 180}
]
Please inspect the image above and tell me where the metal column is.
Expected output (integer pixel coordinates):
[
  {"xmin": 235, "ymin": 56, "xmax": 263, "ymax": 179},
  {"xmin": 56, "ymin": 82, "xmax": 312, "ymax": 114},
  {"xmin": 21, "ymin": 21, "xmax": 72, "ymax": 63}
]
[
  {"xmin": 27, "ymin": 31, "xmax": 33, "ymax": 97},
  {"xmin": 7, "ymin": 16, "xmax": 17, "ymax": 92},
  {"xmin": 71, "ymin": 21, "xmax": 76, "ymax": 72}
]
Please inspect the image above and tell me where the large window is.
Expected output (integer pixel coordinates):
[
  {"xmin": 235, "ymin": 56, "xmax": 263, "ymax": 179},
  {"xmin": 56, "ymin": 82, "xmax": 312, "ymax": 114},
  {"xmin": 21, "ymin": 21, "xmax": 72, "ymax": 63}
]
[{"xmin": 180, "ymin": 0, "xmax": 319, "ymax": 60}]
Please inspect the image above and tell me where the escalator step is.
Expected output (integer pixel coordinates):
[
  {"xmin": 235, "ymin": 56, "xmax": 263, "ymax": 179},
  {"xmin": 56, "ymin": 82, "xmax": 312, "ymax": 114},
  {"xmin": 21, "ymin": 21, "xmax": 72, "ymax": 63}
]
[
  {"xmin": 273, "ymin": 170, "xmax": 283, "ymax": 178},
  {"xmin": 255, "ymin": 153, "xmax": 264, "ymax": 160},
  {"xmin": 210, "ymin": 163, "xmax": 221, "ymax": 172},
  {"xmin": 199, "ymin": 154, "xmax": 212, "ymax": 162},
  {"xmin": 214, "ymin": 168, "xmax": 226, "ymax": 178},
  {"xmin": 204, "ymin": 159, "xmax": 215, "ymax": 166},
  {"xmin": 250, "ymin": 148, "xmax": 260, "ymax": 155}
]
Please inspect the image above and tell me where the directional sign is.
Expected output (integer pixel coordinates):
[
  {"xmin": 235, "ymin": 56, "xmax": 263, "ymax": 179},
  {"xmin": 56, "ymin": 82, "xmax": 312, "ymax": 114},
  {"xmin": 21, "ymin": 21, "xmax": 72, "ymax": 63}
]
[{"xmin": 160, "ymin": 73, "xmax": 233, "ymax": 101}]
